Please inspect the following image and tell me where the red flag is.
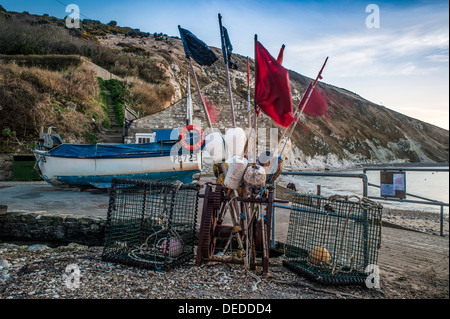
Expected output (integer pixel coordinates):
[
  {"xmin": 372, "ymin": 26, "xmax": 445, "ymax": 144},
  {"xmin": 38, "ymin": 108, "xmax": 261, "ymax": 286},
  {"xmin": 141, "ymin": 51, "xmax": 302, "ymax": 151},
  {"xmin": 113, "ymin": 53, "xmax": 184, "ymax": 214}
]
[
  {"xmin": 254, "ymin": 41, "xmax": 295, "ymax": 128},
  {"xmin": 299, "ymin": 83, "xmax": 328, "ymax": 117},
  {"xmin": 277, "ymin": 44, "xmax": 285, "ymax": 64}
]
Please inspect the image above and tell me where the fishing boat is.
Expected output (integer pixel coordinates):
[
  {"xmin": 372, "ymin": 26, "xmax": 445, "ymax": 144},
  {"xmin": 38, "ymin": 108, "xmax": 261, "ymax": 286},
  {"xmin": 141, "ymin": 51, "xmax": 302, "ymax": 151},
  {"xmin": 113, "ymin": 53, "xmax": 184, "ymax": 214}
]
[
  {"xmin": 32, "ymin": 129, "xmax": 202, "ymax": 189},
  {"xmin": 32, "ymin": 131, "xmax": 202, "ymax": 189},
  {"xmin": 32, "ymin": 78, "xmax": 203, "ymax": 189}
]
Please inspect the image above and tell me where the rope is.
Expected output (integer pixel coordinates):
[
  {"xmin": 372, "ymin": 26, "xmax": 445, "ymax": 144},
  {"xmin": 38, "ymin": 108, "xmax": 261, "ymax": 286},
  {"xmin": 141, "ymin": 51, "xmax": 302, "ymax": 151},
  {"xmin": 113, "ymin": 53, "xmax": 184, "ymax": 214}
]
[
  {"xmin": 328, "ymin": 194, "xmax": 383, "ymax": 209},
  {"xmin": 127, "ymin": 228, "xmax": 184, "ymax": 272},
  {"xmin": 171, "ymin": 180, "xmax": 184, "ymax": 192},
  {"xmin": 246, "ymin": 269, "xmax": 262, "ymax": 291}
]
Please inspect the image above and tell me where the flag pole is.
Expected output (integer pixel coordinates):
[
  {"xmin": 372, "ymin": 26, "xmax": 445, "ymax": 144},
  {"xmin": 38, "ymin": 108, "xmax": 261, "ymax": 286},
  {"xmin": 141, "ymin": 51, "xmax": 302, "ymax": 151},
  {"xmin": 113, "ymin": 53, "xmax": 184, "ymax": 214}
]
[
  {"xmin": 247, "ymin": 57, "xmax": 252, "ymax": 132},
  {"xmin": 218, "ymin": 13, "xmax": 236, "ymax": 128},
  {"xmin": 281, "ymin": 56, "xmax": 328, "ymax": 142},
  {"xmin": 245, "ymin": 56, "xmax": 253, "ymax": 160},
  {"xmin": 187, "ymin": 57, "xmax": 213, "ymax": 129},
  {"xmin": 186, "ymin": 71, "xmax": 193, "ymax": 126},
  {"xmin": 253, "ymin": 34, "xmax": 258, "ymax": 161},
  {"xmin": 243, "ymin": 35, "xmax": 259, "ymax": 161}
]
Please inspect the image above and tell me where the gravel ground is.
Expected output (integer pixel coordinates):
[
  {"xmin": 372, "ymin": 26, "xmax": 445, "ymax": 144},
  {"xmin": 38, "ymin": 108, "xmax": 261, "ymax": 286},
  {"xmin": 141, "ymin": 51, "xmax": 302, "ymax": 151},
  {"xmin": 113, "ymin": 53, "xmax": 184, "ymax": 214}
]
[
  {"xmin": 0, "ymin": 209, "xmax": 447, "ymax": 301},
  {"xmin": 0, "ymin": 243, "xmax": 384, "ymax": 300},
  {"xmin": 383, "ymin": 208, "xmax": 449, "ymax": 236}
]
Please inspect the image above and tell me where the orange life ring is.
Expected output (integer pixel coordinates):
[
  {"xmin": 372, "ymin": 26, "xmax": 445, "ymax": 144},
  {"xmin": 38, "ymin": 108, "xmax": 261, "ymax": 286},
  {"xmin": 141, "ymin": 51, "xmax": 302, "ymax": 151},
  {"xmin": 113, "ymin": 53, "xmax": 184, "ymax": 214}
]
[{"xmin": 179, "ymin": 125, "xmax": 205, "ymax": 151}]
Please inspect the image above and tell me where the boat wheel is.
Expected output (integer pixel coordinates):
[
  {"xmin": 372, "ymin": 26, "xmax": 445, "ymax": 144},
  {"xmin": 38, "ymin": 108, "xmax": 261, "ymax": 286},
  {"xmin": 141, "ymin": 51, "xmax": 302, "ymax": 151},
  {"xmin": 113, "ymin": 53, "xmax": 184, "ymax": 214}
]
[{"xmin": 196, "ymin": 184, "xmax": 223, "ymax": 262}]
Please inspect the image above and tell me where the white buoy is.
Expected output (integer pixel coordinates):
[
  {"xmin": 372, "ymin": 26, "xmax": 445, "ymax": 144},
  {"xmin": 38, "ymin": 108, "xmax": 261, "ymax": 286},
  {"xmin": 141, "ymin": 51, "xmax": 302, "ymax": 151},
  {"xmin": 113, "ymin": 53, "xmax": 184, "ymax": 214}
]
[
  {"xmin": 224, "ymin": 127, "xmax": 247, "ymax": 159},
  {"xmin": 224, "ymin": 156, "xmax": 248, "ymax": 190},
  {"xmin": 204, "ymin": 132, "xmax": 226, "ymax": 163}
]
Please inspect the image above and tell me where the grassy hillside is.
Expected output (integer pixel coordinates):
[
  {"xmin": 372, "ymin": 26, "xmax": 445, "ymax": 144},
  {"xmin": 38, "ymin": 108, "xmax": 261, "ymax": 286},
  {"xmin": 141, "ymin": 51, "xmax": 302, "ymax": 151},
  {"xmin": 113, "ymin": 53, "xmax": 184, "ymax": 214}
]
[
  {"xmin": 0, "ymin": 60, "xmax": 111, "ymax": 152},
  {"xmin": 0, "ymin": 9, "xmax": 174, "ymax": 108},
  {"xmin": 0, "ymin": 8, "xmax": 176, "ymax": 152}
]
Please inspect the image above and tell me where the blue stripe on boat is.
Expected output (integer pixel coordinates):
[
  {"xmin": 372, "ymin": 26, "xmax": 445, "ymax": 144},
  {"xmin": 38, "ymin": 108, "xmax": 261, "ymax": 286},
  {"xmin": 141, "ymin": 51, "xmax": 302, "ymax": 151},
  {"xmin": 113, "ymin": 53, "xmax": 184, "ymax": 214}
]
[{"xmin": 43, "ymin": 170, "xmax": 199, "ymax": 188}]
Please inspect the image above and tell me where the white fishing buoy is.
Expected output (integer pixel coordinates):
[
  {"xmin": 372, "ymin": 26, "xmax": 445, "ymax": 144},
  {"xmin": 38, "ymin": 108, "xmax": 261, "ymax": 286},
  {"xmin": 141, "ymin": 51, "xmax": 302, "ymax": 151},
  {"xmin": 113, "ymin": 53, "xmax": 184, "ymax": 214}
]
[
  {"xmin": 204, "ymin": 132, "xmax": 226, "ymax": 163},
  {"xmin": 257, "ymin": 151, "xmax": 275, "ymax": 174},
  {"xmin": 224, "ymin": 156, "xmax": 248, "ymax": 190},
  {"xmin": 224, "ymin": 127, "xmax": 247, "ymax": 159}
]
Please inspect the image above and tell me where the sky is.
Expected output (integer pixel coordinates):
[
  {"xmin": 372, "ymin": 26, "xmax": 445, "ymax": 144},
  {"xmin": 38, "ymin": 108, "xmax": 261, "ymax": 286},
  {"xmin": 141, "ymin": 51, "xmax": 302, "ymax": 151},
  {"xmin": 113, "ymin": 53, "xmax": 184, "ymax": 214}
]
[{"xmin": 1, "ymin": 0, "xmax": 449, "ymax": 130}]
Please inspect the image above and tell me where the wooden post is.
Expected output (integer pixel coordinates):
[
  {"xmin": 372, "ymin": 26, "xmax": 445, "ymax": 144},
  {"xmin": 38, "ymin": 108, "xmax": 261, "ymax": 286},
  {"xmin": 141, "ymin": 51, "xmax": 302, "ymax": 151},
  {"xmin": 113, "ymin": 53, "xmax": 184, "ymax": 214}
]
[
  {"xmin": 247, "ymin": 57, "xmax": 252, "ymax": 132},
  {"xmin": 187, "ymin": 57, "xmax": 212, "ymax": 129},
  {"xmin": 218, "ymin": 14, "xmax": 236, "ymax": 128}
]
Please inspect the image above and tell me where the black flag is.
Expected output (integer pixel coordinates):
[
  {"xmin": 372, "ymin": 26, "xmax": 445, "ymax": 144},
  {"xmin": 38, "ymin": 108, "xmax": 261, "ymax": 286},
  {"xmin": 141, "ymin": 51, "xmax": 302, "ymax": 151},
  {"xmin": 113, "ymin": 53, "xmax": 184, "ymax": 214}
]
[
  {"xmin": 178, "ymin": 26, "xmax": 218, "ymax": 66},
  {"xmin": 222, "ymin": 26, "xmax": 237, "ymax": 70}
]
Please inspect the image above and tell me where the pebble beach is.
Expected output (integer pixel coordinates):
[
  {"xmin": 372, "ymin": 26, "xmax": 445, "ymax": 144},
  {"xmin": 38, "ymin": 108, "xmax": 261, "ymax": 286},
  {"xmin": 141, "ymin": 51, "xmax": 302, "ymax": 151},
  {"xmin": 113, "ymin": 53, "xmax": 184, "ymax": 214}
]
[{"xmin": 1, "ymin": 208, "xmax": 447, "ymax": 300}]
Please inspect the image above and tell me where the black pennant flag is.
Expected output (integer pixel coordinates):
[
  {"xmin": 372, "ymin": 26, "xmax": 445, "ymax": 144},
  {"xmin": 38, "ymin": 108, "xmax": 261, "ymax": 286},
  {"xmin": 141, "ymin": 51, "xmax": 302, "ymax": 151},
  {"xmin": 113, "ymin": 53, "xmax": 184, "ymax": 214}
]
[
  {"xmin": 222, "ymin": 26, "xmax": 237, "ymax": 70},
  {"xmin": 178, "ymin": 26, "xmax": 218, "ymax": 66}
]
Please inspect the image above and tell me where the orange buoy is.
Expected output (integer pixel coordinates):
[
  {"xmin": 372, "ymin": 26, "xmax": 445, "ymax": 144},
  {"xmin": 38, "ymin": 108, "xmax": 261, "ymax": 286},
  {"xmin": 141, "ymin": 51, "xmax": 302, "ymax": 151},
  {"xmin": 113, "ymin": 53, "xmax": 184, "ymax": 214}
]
[{"xmin": 309, "ymin": 246, "xmax": 331, "ymax": 264}]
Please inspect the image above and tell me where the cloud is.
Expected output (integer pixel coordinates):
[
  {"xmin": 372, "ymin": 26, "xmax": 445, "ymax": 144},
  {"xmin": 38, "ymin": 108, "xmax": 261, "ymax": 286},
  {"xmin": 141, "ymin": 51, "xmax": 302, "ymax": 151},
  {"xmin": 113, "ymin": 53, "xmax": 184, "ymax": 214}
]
[
  {"xmin": 425, "ymin": 54, "xmax": 449, "ymax": 63},
  {"xmin": 284, "ymin": 23, "xmax": 448, "ymax": 78}
]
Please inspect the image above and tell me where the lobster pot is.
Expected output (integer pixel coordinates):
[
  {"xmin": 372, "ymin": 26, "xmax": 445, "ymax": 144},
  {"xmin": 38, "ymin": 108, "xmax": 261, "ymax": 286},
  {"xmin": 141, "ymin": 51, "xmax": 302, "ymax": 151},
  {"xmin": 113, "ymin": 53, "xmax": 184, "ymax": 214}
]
[
  {"xmin": 204, "ymin": 132, "xmax": 226, "ymax": 163},
  {"xmin": 224, "ymin": 156, "xmax": 248, "ymax": 190},
  {"xmin": 283, "ymin": 194, "xmax": 383, "ymax": 286},
  {"xmin": 102, "ymin": 179, "xmax": 200, "ymax": 271},
  {"xmin": 224, "ymin": 127, "xmax": 247, "ymax": 159}
]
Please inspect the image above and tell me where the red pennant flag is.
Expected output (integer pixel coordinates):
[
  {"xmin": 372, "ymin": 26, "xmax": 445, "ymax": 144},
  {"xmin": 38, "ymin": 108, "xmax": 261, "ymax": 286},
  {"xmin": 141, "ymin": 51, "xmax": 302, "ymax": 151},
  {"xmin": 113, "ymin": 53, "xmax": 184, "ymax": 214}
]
[
  {"xmin": 299, "ymin": 83, "xmax": 328, "ymax": 117},
  {"xmin": 254, "ymin": 41, "xmax": 295, "ymax": 128},
  {"xmin": 277, "ymin": 44, "xmax": 285, "ymax": 64},
  {"xmin": 202, "ymin": 93, "xmax": 220, "ymax": 124}
]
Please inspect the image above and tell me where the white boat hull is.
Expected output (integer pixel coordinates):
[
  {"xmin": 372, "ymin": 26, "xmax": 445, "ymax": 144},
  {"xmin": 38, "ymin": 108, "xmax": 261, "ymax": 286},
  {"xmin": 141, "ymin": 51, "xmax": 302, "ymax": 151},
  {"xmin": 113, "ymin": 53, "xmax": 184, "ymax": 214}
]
[{"xmin": 35, "ymin": 153, "xmax": 201, "ymax": 188}]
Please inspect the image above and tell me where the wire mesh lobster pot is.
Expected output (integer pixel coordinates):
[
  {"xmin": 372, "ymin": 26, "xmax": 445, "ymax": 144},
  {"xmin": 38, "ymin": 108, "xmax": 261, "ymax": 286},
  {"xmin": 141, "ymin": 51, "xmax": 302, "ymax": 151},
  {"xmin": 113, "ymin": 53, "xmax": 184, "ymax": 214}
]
[
  {"xmin": 283, "ymin": 194, "xmax": 383, "ymax": 286},
  {"xmin": 102, "ymin": 178, "xmax": 200, "ymax": 271}
]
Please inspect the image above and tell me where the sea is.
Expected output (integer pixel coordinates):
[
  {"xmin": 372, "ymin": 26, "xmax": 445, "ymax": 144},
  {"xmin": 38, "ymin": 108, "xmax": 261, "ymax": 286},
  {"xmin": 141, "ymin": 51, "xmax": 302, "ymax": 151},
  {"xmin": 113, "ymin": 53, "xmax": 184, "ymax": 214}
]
[{"xmin": 282, "ymin": 166, "xmax": 449, "ymax": 215}]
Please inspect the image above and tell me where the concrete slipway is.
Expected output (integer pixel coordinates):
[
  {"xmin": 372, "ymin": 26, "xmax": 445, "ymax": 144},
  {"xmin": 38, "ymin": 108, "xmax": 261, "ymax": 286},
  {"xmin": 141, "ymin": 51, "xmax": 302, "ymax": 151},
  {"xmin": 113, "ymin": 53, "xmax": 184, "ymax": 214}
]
[{"xmin": 0, "ymin": 181, "xmax": 109, "ymax": 217}]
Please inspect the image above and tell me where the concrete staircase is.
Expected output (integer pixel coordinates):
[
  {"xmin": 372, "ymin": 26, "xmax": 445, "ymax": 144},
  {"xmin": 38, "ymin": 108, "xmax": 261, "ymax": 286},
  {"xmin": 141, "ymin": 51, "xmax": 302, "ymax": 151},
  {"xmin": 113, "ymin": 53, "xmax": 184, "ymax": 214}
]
[
  {"xmin": 97, "ymin": 92, "xmax": 124, "ymax": 144},
  {"xmin": 98, "ymin": 125, "xmax": 123, "ymax": 144}
]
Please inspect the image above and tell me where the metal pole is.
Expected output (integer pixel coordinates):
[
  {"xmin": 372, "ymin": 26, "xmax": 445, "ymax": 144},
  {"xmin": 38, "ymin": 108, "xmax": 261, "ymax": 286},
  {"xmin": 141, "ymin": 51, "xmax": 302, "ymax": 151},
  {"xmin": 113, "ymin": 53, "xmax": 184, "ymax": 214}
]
[
  {"xmin": 440, "ymin": 205, "xmax": 444, "ymax": 237},
  {"xmin": 368, "ymin": 182, "xmax": 444, "ymax": 203},
  {"xmin": 368, "ymin": 197, "xmax": 449, "ymax": 207},
  {"xmin": 281, "ymin": 171, "xmax": 368, "ymax": 197},
  {"xmin": 363, "ymin": 168, "xmax": 449, "ymax": 173}
]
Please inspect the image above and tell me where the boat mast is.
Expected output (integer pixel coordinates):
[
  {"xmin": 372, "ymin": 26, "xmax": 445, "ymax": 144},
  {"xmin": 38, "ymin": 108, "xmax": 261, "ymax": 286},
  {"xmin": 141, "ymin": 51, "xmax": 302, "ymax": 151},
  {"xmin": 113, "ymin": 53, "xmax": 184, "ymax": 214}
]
[{"xmin": 186, "ymin": 72, "xmax": 193, "ymax": 126}]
